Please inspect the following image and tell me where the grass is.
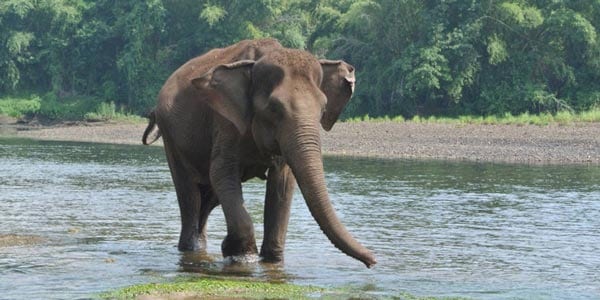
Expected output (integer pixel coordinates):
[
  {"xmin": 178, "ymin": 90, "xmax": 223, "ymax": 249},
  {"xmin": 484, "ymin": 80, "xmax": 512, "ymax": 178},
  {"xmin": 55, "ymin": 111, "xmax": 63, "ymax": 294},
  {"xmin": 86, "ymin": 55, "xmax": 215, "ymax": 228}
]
[
  {"xmin": 101, "ymin": 276, "xmax": 470, "ymax": 300},
  {"xmin": 345, "ymin": 114, "xmax": 407, "ymax": 123},
  {"xmin": 344, "ymin": 108, "xmax": 600, "ymax": 126},
  {"xmin": 0, "ymin": 95, "xmax": 144, "ymax": 123},
  {"xmin": 83, "ymin": 101, "xmax": 145, "ymax": 123},
  {"xmin": 101, "ymin": 276, "xmax": 326, "ymax": 299}
]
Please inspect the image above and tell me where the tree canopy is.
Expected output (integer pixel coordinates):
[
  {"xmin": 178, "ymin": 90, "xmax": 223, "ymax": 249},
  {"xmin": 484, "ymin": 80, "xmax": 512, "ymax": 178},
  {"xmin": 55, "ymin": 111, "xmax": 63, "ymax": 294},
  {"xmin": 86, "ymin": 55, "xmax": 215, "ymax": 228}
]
[{"xmin": 1, "ymin": 0, "xmax": 599, "ymax": 118}]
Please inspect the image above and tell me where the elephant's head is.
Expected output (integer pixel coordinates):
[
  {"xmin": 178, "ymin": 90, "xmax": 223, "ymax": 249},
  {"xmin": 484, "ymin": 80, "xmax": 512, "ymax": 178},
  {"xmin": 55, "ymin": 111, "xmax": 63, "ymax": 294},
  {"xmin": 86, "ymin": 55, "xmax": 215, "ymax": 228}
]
[{"xmin": 191, "ymin": 48, "xmax": 376, "ymax": 268}]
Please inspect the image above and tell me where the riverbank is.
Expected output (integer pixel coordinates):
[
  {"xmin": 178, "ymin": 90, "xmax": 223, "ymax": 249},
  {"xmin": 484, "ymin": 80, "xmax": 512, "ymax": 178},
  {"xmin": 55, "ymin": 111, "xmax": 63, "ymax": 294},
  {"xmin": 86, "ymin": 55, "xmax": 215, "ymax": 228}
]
[{"xmin": 1, "ymin": 116, "xmax": 599, "ymax": 164}]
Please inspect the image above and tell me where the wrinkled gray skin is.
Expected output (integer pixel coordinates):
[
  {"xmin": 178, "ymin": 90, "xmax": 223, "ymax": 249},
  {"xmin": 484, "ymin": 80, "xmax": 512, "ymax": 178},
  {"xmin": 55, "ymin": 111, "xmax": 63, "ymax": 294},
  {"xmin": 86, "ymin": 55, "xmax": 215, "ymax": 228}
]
[{"xmin": 142, "ymin": 39, "xmax": 376, "ymax": 268}]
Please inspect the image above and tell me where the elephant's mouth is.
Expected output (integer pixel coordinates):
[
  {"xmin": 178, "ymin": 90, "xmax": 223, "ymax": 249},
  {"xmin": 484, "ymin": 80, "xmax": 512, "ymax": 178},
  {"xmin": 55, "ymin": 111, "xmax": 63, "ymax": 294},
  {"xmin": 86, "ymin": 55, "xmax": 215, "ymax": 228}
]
[
  {"xmin": 271, "ymin": 140, "xmax": 282, "ymax": 157},
  {"xmin": 263, "ymin": 137, "xmax": 282, "ymax": 158},
  {"xmin": 250, "ymin": 125, "xmax": 281, "ymax": 158}
]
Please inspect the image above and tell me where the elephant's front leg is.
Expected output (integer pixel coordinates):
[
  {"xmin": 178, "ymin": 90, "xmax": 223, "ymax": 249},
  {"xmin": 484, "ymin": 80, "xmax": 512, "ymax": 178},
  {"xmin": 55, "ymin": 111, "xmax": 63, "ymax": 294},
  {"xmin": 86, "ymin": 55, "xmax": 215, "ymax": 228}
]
[
  {"xmin": 260, "ymin": 159, "xmax": 296, "ymax": 262},
  {"xmin": 210, "ymin": 142, "xmax": 257, "ymax": 257}
]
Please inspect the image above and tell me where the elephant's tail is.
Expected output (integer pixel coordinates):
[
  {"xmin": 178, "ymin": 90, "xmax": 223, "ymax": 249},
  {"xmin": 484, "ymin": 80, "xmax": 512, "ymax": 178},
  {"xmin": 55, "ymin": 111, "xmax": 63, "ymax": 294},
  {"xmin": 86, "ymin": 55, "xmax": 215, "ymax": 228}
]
[{"xmin": 142, "ymin": 110, "xmax": 161, "ymax": 145}]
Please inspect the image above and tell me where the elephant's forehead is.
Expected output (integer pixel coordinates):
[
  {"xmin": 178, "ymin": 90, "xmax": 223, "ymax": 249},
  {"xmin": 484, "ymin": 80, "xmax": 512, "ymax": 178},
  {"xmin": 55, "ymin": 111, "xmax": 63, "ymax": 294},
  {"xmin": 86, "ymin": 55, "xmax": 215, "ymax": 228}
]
[
  {"xmin": 260, "ymin": 49, "xmax": 321, "ymax": 74},
  {"xmin": 254, "ymin": 54, "xmax": 320, "ymax": 93},
  {"xmin": 252, "ymin": 62, "xmax": 285, "ymax": 93}
]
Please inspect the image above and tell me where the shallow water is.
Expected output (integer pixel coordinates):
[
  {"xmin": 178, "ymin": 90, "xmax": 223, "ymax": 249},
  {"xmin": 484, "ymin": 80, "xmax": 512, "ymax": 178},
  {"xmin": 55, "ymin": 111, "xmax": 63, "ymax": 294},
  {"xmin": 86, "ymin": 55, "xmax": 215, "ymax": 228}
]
[{"xmin": 1, "ymin": 138, "xmax": 599, "ymax": 299}]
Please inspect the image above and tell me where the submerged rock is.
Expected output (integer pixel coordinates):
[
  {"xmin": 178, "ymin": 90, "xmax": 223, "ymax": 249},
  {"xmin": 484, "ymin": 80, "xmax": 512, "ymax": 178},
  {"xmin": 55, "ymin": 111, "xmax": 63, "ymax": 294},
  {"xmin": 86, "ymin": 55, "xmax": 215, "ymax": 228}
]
[{"xmin": 0, "ymin": 234, "xmax": 44, "ymax": 247}]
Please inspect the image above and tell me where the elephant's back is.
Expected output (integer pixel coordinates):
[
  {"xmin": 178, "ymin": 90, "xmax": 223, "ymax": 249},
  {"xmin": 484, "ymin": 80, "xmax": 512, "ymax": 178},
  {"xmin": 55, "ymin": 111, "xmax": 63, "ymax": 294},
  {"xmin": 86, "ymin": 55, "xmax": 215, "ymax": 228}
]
[{"xmin": 162, "ymin": 38, "xmax": 283, "ymax": 92}]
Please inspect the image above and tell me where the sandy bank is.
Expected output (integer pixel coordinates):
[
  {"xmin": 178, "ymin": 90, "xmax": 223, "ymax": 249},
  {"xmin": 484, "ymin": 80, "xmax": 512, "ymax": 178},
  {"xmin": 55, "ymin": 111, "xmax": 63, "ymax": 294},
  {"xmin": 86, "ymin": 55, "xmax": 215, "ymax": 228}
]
[{"xmin": 1, "ymin": 117, "xmax": 599, "ymax": 164}]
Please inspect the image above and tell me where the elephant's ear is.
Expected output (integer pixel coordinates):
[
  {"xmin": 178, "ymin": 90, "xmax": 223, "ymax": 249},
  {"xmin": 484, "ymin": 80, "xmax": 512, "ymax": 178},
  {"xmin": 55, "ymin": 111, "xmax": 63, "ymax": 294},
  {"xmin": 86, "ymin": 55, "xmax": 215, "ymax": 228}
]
[
  {"xmin": 191, "ymin": 60, "xmax": 255, "ymax": 134},
  {"xmin": 319, "ymin": 59, "xmax": 355, "ymax": 131}
]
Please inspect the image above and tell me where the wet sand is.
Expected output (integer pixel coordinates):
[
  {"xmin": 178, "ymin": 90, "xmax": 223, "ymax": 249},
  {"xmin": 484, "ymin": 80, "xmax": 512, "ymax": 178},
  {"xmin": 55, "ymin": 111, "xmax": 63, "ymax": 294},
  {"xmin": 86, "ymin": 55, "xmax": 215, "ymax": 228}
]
[{"xmin": 1, "ymin": 117, "xmax": 599, "ymax": 164}]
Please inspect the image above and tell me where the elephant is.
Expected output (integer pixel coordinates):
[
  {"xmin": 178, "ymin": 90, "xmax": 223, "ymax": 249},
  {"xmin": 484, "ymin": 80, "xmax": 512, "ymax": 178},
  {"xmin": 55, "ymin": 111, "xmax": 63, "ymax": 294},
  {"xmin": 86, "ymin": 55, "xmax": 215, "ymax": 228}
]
[{"xmin": 142, "ymin": 38, "xmax": 376, "ymax": 268}]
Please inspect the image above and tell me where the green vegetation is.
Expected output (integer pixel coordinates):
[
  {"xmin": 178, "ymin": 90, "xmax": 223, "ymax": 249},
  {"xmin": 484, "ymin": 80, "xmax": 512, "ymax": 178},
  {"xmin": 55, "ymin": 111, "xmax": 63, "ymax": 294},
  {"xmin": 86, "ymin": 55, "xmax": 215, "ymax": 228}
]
[
  {"xmin": 102, "ymin": 276, "xmax": 325, "ymax": 299},
  {"xmin": 83, "ymin": 102, "xmax": 145, "ymax": 123},
  {"xmin": 0, "ymin": 95, "xmax": 143, "ymax": 122},
  {"xmin": 101, "ymin": 276, "xmax": 468, "ymax": 300},
  {"xmin": 345, "ymin": 107, "xmax": 600, "ymax": 126},
  {"xmin": 0, "ymin": 95, "xmax": 40, "ymax": 118},
  {"xmin": 1, "ymin": 1, "xmax": 600, "ymax": 121}
]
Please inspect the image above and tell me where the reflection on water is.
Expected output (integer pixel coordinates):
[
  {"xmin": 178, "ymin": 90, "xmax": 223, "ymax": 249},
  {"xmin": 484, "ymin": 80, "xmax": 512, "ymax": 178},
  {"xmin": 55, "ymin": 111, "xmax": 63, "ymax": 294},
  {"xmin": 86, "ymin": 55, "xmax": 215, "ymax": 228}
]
[{"xmin": 1, "ymin": 137, "xmax": 599, "ymax": 299}]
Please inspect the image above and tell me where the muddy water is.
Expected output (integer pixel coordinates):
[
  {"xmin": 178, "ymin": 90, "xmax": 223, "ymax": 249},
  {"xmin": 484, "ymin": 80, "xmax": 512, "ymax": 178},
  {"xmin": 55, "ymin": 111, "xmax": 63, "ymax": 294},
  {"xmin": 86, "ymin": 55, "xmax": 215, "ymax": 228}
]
[{"xmin": 1, "ymin": 138, "xmax": 599, "ymax": 299}]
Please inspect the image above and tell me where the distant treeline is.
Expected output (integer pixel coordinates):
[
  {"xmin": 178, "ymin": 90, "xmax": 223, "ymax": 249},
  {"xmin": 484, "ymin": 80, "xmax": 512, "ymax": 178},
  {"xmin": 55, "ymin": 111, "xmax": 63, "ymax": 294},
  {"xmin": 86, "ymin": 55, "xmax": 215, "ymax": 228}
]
[{"xmin": 1, "ymin": 0, "xmax": 600, "ymax": 118}]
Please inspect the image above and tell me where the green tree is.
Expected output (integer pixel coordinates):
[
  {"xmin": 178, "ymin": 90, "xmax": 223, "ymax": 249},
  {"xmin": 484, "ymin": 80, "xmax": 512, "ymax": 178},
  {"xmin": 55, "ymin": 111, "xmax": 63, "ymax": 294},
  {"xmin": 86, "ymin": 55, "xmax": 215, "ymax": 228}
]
[
  {"xmin": 0, "ymin": 0, "xmax": 84, "ymax": 94},
  {"xmin": 1, "ymin": 0, "xmax": 599, "ymax": 119},
  {"xmin": 311, "ymin": 0, "xmax": 600, "ymax": 117}
]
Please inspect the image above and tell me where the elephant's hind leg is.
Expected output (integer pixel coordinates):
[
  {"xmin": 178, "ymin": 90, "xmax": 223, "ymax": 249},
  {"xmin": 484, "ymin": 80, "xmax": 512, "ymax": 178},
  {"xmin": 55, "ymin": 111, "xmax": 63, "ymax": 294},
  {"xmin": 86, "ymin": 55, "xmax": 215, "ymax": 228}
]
[
  {"xmin": 198, "ymin": 184, "xmax": 219, "ymax": 249},
  {"xmin": 164, "ymin": 141, "xmax": 203, "ymax": 251}
]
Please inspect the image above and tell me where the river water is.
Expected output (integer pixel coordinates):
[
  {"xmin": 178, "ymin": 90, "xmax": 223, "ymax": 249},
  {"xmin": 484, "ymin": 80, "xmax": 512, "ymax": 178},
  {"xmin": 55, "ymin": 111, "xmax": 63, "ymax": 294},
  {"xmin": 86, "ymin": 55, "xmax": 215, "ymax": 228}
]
[{"xmin": 0, "ymin": 138, "xmax": 599, "ymax": 299}]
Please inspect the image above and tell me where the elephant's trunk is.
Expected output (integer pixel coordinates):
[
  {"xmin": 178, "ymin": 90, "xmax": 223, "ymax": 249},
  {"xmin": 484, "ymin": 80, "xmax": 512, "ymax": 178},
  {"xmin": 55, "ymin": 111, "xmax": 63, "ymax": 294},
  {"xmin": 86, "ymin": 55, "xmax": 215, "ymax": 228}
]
[{"xmin": 283, "ymin": 124, "xmax": 376, "ymax": 268}]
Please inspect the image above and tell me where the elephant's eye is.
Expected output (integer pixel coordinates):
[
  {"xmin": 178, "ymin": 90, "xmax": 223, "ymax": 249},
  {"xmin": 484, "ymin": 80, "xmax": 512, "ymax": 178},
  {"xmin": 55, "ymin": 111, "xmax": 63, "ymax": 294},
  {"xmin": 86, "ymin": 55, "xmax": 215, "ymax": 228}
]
[
  {"xmin": 266, "ymin": 98, "xmax": 283, "ymax": 116},
  {"xmin": 268, "ymin": 102, "xmax": 277, "ymax": 112}
]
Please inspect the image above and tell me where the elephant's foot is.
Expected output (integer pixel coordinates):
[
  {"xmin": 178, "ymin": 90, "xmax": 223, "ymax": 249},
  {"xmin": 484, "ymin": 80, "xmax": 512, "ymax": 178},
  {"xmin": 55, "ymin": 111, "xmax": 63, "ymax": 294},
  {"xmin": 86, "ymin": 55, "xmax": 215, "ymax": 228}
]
[
  {"xmin": 178, "ymin": 231, "xmax": 201, "ymax": 251},
  {"xmin": 178, "ymin": 237, "xmax": 210, "ymax": 252},
  {"xmin": 178, "ymin": 239, "xmax": 200, "ymax": 251},
  {"xmin": 221, "ymin": 233, "xmax": 258, "ymax": 258},
  {"xmin": 259, "ymin": 247, "xmax": 284, "ymax": 263}
]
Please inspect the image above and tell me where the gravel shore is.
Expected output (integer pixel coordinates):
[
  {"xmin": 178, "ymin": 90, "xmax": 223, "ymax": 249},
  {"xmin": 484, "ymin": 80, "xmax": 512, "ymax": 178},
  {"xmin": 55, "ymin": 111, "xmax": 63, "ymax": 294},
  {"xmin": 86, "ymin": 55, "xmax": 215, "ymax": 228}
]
[{"xmin": 1, "ymin": 116, "xmax": 599, "ymax": 164}]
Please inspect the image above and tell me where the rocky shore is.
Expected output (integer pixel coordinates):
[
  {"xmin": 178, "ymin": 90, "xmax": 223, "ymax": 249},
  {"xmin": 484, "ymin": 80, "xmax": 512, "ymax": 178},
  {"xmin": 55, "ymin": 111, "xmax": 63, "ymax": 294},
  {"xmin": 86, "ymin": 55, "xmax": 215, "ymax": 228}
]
[{"xmin": 1, "ymin": 116, "xmax": 599, "ymax": 164}]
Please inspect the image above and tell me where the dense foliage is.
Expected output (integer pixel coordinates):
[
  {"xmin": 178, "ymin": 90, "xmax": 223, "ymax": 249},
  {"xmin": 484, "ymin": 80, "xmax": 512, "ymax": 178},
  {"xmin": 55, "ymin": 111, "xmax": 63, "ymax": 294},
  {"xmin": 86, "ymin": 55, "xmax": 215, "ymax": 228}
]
[{"xmin": 1, "ymin": 0, "xmax": 599, "ymax": 118}]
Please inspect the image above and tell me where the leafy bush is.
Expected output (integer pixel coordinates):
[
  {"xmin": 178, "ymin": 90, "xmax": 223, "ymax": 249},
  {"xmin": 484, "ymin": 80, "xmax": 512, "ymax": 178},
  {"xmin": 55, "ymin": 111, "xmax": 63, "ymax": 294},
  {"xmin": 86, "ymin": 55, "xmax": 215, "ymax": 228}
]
[
  {"xmin": 0, "ymin": 96, "xmax": 41, "ymax": 118},
  {"xmin": 0, "ymin": 93, "xmax": 146, "ymax": 122},
  {"xmin": 84, "ymin": 102, "xmax": 117, "ymax": 121},
  {"xmin": 84, "ymin": 101, "xmax": 143, "ymax": 122},
  {"xmin": 37, "ymin": 94, "xmax": 98, "ymax": 120}
]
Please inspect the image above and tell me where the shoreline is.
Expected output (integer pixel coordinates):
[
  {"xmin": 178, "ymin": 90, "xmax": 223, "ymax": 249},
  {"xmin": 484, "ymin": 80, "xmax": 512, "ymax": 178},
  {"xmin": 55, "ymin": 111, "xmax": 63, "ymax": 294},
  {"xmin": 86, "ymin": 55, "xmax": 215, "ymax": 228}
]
[{"xmin": 1, "ymin": 117, "xmax": 599, "ymax": 165}]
